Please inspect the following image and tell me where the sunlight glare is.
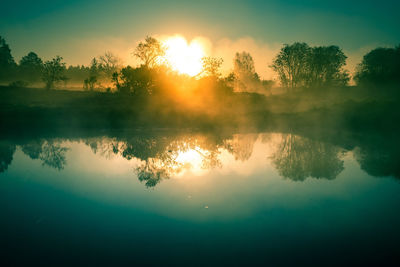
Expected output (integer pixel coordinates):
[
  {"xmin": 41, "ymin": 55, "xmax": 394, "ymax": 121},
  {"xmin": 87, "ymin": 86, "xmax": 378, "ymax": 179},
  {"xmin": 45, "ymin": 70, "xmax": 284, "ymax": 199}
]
[
  {"xmin": 174, "ymin": 147, "xmax": 208, "ymax": 176},
  {"xmin": 163, "ymin": 36, "xmax": 205, "ymax": 76}
]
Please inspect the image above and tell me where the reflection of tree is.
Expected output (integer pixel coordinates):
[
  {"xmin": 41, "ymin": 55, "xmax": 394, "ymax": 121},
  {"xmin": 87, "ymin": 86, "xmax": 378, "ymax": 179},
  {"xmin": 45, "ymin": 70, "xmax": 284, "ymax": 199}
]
[
  {"xmin": 136, "ymin": 157, "xmax": 179, "ymax": 188},
  {"xmin": 21, "ymin": 140, "xmax": 69, "ymax": 170},
  {"xmin": 0, "ymin": 142, "xmax": 16, "ymax": 173},
  {"xmin": 271, "ymin": 134, "xmax": 344, "ymax": 181},
  {"xmin": 87, "ymin": 134, "xmax": 224, "ymax": 188},
  {"xmin": 85, "ymin": 138, "xmax": 123, "ymax": 159},
  {"xmin": 121, "ymin": 137, "xmax": 170, "ymax": 161},
  {"xmin": 224, "ymin": 134, "xmax": 258, "ymax": 161},
  {"xmin": 355, "ymin": 145, "xmax": 400, "ymax": 179},
  {"xmin": 132, "ymin": 135, "xmax": 223, "ymax": 187}
]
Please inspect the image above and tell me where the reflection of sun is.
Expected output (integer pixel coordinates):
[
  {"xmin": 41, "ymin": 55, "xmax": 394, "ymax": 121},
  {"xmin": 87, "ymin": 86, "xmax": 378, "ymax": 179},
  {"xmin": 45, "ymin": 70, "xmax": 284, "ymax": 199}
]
[
  {"xmin": 162, "ymin": 36, "xmax": 205, "ymax": 76},
  {"xmin": 174, "ymin": 147, "xmax": 207, "ymax": 176}
]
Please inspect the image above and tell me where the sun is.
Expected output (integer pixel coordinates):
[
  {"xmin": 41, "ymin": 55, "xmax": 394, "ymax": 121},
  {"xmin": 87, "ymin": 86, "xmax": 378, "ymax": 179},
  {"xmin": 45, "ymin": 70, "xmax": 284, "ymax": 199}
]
[
  {"xmin": 173, "ymin": 147, "xmax": 208, "ymax": 176},
  {"xmin": 162, "ymin": 36, "xmax": 205, "ymax": 76}
]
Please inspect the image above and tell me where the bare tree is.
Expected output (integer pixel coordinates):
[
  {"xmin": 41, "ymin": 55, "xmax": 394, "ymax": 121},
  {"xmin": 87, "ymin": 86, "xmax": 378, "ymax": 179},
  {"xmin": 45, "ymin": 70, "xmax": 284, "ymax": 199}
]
[
  {"xmin": 133, "ymin": 36, "xmax": 166, "ymax": 68},
  {"xmin": 98, "ymin": 51, "xmax": 122, "ymax": 77}
]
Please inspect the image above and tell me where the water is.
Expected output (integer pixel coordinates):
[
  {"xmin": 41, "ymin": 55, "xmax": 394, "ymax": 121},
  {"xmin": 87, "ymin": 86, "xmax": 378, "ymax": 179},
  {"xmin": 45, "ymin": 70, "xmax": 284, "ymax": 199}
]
[{"xmin": 1, "ymin": 131, "xmax": 399, "ymax": 266}]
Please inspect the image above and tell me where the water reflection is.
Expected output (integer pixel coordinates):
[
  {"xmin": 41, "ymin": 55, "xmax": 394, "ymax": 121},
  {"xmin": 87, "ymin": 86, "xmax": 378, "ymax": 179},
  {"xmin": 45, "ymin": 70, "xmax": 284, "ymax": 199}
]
[
  {"xmin": 1, "ymin": 130, "xmax": 399, "ymax": 186},
  {"xmin": 355, "ymin": 142, "xmax": 400, "ymax": 179},
  {"xmin": 21, "ymin": 140, "xmax": 69, "ymax": 170},
  {"xmin": 0, "ymin": 141, "xmax": 15, "ymax": 173},
  {"xmin": 271, "ymin": 134, "xmax": 345, "ymax": 181},
  {"xmin": 87, "ymin": 135, "xmax": 223, "ymax": 187}
]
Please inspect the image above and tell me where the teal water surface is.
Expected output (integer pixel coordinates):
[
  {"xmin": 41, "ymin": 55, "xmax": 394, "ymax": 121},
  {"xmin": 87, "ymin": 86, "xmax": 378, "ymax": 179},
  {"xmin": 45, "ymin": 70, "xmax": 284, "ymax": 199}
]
[{"xmin": 1, "ymin": 131, "xmax": 399, "ymax": 266}]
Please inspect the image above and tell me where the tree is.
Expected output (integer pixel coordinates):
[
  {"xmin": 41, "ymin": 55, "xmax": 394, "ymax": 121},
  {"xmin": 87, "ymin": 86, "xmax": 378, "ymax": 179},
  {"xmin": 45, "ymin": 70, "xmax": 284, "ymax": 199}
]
[
  {"xmin": 271, "ymin": 43, "xmax": 349, "ymax": 90},
  {"xmin": 133, "ymin": 36, "xmax": 165, "ymax": 68},
  {"xmin": 98, "ymin": 51, "xmax": 121, "ymax": 77},
  {"xmin": 306, "ymin": 46, "xmax": 349, "ymax": 87},
  {"xmin": 65, "ymin": 65, "xmax": 90, "ymax": 82},
  {"xmin": 42, "ymin": 56, "xmax": 67, "ymax": 89},
  {"xmin": 19, "ymin": 52, "xmax": 43, "ymax": 82},
  {"xmin": 83, "ymin": 76, "xmax": 98, "ymax": 91},
  {"xmin": 0, "ymin": 36, "xmax": 16, "ymax": 81},
  {"xmin": 113, "ymin": 66, "xmax": 154, "ymax": 95},
  {"xmin": 233, "ymin": 51, "xmax": 261, "ymax": 92},
  {"xmin": 354, "ymin": 45, "xmax": 400, "ymax": 85},
  {"xmin": 83, "ymin": 58, "xmax": 101, "ymax": 90},
  {"xmin": 234, "ymin": 51, "xmax": 255, "ymax": 75},
  {"xmin": 270, "ymin": 42, "xmax": 310, "ymax": 90},
  {"xmin": 200, "ymin": 56, "xmax": 223, "ymax": 77}
]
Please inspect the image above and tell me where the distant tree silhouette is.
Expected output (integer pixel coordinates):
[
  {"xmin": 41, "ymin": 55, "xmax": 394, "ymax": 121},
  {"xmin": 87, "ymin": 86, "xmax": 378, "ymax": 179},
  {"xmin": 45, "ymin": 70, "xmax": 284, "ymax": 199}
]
[
  {"xmin": 133, "ymin": 36, "xmax": 165, "ymax": 68},
  {"xmin": 0, "ymin": 36, "xmax": 16, "ymax": 81},
  {"xmin": 83, "ymin": 76, "xmax": 98, "ymax": 91},
  {"xmin": 65, "ymin": 65, "xmax": 90, "ymax": 83},
  {"xmin": 354, "ymin": 45, "xmax": 400, "ymax": 85},
  {"xmin": 98, "ymin": 51, "xmax": 121, "ymax": 77},
  {"xmin": 42, "ymin": 56, "xmax": 67, "ymax": 89},
  {"xmin": 83, "ymin": 58, "xmax": 101, "ymax": 90},
  {"xmin": 233, "ymin": 51, "xmax": 261, "ymax": 92},
  {"xmin": 19, "ymin": 52, "xmax": 43, "ymax": 82}
]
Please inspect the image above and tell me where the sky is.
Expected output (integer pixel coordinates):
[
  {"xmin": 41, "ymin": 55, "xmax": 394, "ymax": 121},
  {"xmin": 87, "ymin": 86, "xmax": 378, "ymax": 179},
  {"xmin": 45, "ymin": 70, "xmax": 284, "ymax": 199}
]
[{"xmin": 1, "ymin": 0, "xmax": 399, "ymax": 78}]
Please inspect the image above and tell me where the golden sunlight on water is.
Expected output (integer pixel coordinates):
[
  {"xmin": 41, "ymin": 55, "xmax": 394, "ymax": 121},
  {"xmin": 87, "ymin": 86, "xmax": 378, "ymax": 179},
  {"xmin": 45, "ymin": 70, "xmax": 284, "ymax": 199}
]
[{"xmin": 174, "ymin": 147, "xmax": 208, "ymax": 176}]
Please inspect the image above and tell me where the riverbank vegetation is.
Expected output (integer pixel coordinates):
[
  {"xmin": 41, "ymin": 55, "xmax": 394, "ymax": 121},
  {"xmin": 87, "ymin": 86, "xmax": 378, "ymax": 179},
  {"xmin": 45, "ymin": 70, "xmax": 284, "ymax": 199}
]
[{"xmin": 0, "ymin": 35, "xmax": 399, "ymax": 133}]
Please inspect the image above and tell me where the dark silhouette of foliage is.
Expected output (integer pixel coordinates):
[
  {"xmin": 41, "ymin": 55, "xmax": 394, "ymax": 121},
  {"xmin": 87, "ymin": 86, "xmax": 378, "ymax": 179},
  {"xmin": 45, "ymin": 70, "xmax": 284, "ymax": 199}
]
[
  {"xmin": 8, "ymin": 80, "xmax": 29, "ymax": 88},
  {"xmin": 306, "ymin": 46, "xmax": 349, "ymax": 87},
  {"xmin": 42, "ymin": 56, "xmax": 67, "ymax": 89},
  {"xmin": 0, "ymin": 36, "xmax": 16, "ymax": 81},
  {"xmin": 355, "ymin": 143, "xmax": 400, "ymax": 179},
  {"xmin": 271, "ymin": 42, "xmax": 310, "ymax": 90},
  {"xmin": 271, "ymin": 43, "xmax": 349, "ymax": 90},
  {"xmin": 354, "ymin": 45, "xmax": 400, "ymax": 86},
  {"xmin": 83, "ymin": 58, "xmax": 101, "ymax": 90},
  {"xmin": 65, "ymin": 65, "xmax": 90, "ymax": 83},
  {"xmin": 18, "ymin": 52, "xmax": 43, "ymax": 82},
  {"xmin": 83, "ymin": 76, "xmax": 98, "ymax": 91},
  {"xmin": 0, "ymin": 142, "xmax": 16, "ymax": 173},
  {"xmin": 112, "ymin": 65, "xmax": 154, "ymax": 95}
]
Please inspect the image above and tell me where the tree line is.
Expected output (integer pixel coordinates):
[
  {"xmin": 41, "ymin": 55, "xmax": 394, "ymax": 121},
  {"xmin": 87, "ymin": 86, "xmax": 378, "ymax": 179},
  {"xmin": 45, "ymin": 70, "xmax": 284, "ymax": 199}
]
[{"xmin": 0, "ymin": 35, "xmax": 399, "ymax": 93}]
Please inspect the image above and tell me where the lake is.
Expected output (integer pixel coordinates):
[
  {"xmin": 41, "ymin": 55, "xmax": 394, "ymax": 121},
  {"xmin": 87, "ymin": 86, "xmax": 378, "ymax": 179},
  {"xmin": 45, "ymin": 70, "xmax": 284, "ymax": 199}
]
[{"xmin": 1, "ymin": 130, "xmax": 399, "ymax": 266}]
